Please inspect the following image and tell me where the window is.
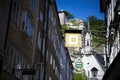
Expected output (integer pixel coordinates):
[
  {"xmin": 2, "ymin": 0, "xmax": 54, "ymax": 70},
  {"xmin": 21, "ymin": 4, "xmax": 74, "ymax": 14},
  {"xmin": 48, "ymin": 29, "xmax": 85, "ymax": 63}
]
[
  {"xmin": 45, "ymin": 0, "xmax": 48, "ymax": 9},
  {"xmin": 3, "ymin": 42, "xmax": 15, "ymax": 74},
  {"xmin": 48, "ymin": 28, "xmax": 50, "ymax": 36},
  {"xmin": 30, "ymin": 0, "xmax": 36, "ymax": 12},
  {"xmin": 87, "ymin": 41, "xmax": 89, "ymax": 46},
  {"xmin": 15, "ymin": 50, "xmax": 23, "ymax": 78},
  {"xmin": 21, "ymin": 11, "xmax": 34, "ymax": 44},
  {"xmin": 49, "ymin": 77, "xmax": 52, "ymax": 80},
  {"xmin": 53, "ymin": 60, "xmax": 55, "ymax": 70},
  {"xmin": 23, "ymin": 63, "xmax": 29, "ymax": 80},
  {"xmin": 60, "ymin": 75, "xmax": 63, "ymax": 80},
  {"xmin": 11, "ymin": 0, "xmax": 21, "ymax": 26},
  {"xmin": 55, "ymin": 66, "xmax": 59, "ymax": 78},
  {"xmin": 49, "ymin": 6, "xmax": 56, "ymax": 26},
  {"xmin": 37, "ymin": 31, "xmax": 42, "ymax": 50},
  {"xmin": 34, "ymin": 64, "xmax": 41, "ymax": 80},
  {"xmin": 49, "ymin": 6, "xmax": 52, "ymax": 19},
  {"xmin": 50, "ymin": 55, "xmax": 53, "ymax": 65},
  {"xmin": 3, "ymin": 41, "xmax": 30, "ymax": 79},
  {"xmin": 26, "ymin": 16, "xmax": 34, "ymax": 44},
  {"xmin": 45, "ymin": 72, "xmax": 48, "ymax": 80},
  {"xmin": 71, "ymin": 38, "xmax": 76, "ymax": 42},
  {"xmin": 42, "ymin": 39, "xmax": 45, "ymax": 55},
  {"xmin": 46, "ymin": 50, "xmax": 48, "ymax": 61},
  {"xmin": 40, "ymin": 63, "xmax": 44, "ymax": 80},
  {"xmin": 39, "ymin": 11, "xmax": 43, "ymax": 22},
  {"xmin": 44, "ymin": 21, "xmax": 47, "ymax": 31},
  {"xmin": 21, "ymin": 11, "xmax": 27, "ymax": 31}
]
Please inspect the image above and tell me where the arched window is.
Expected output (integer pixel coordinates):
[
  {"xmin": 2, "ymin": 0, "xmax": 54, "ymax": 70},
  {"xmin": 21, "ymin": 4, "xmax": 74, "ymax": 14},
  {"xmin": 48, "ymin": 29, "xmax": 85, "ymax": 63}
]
[
  {"xmin": 91, "ymin": 67, "xmax": 98, "ymax": 77},
  {"xmin": 87, "ymin": 40, "xmax": 89, "ymax": 46}
]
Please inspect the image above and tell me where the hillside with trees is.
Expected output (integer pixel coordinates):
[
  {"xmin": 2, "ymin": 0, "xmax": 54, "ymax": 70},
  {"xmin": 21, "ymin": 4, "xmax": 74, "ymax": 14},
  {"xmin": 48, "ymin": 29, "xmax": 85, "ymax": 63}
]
[
  {"xmin": 83, "ymin": 15, "xmax": 105, "ymax": 51},
  {"xmin": 60, "ymin": 11, "xmax": 105, "ymax": 51},
  {"xmin": 61, "ymin": 12, "xmax": 105, "ymax": 46}
]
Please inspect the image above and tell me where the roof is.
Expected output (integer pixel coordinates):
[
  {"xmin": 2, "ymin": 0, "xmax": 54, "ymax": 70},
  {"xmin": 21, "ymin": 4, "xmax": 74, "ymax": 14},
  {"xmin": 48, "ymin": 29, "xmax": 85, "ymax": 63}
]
[
  {"xmin": 92, "ymin": 51, "xmax": 106, "ymax": 72},
  {"xmin": 65, "ymin": 30, "xmax": 82, "ymax": 33}
]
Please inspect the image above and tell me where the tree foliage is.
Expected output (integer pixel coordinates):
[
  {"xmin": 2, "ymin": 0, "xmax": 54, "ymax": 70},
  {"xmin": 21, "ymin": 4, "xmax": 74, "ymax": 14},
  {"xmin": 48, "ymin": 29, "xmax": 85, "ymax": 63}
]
[
  {"xmin": 64, "ymin": 10, "xmax": 74, "ymax": 20},
  {"xmin": 84, "ymin": 15, "xmax": 105, "ymax": 45},
  {"xmin": 61, "ymin": 24, "xmax": 76, "ymax": 35},
  {"xmin": 70, "ymin": 20, "xmax": 79, "ymax": 26},
  {"xmin": 73, "ymin": 73, "xmax": 87, "ymax": 80}
]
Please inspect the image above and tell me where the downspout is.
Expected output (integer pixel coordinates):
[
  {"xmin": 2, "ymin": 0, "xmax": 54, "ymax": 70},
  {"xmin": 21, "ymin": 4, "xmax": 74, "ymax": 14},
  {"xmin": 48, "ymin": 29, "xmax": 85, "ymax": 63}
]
[
  {"xmin": 32, "ymin": 0, "xmax": 39, "ymax": 66},
  {"xmin": 38, "ymin": 0, "xmax": 46, "ymax": 79},
  {"xmin": 43, "ymin": 0, "xmax": 50, "ymax": 80}
]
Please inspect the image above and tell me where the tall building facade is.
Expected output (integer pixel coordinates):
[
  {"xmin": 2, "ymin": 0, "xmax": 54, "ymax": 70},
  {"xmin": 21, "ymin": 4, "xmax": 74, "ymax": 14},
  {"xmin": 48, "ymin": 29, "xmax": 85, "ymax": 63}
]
[
  {"xmin": 0, "ymin": 0, "xmax": 12, "ymax": 75},
  {"xmin": 0, "ymin": 0, "xmax": 73, "ymax": 80},
  {"xmin": 100, "ymin": 0, "xmax": 120, "ymax": 79}
]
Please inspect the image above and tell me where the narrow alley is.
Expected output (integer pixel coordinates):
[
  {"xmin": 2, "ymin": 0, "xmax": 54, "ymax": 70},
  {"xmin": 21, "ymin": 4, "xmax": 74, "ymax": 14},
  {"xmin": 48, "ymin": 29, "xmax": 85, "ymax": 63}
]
[{"xmin": 0, "ymin": 0, "xmax": 120, "ymax": 80}]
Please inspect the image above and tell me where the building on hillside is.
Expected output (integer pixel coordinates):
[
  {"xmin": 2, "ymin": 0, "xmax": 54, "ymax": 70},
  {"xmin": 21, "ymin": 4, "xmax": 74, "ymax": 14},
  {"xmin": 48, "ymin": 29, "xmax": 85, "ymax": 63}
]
[
  {"xmin": 81, "ymin": 52, "xmax": 105, "ymax": 80},
  {"xmin": 58, "ymin": 10, "xmax": 68, "ymax": 25},
  {"xmin": 58, "ymin": 11, "xmax": 84, "ymax": 30},
  {"xmin": 0, "ymin": 0, "xmax": 73, "ymax": 80},
  {"xmin": 100, "ymin": 0, "xmax": 120, "ymax": 79}
]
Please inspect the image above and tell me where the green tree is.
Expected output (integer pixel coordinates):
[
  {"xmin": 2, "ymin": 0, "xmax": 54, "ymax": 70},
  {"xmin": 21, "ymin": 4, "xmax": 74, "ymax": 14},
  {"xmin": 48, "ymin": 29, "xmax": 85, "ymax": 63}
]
[
  {"xmin": 64, "ymin": 10, "xmax": 74, "ymax": 20},
  {"xmin": 85, "ymin": 15, "xmax": 105, "ymax": 45},
  {"xmin": 61, "ymin": 24, "xmax": 76, "ymax": 35},
  {"xmin": 73, "ymin": 73, "xmax": 87, "ymax": 80}
]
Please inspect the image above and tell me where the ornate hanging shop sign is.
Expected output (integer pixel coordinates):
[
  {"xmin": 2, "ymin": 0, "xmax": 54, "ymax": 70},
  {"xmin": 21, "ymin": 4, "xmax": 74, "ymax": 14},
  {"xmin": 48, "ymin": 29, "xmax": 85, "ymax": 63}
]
[{"xmin": 74, "ymin": 58, "xmax": 84, "ymax": 72}]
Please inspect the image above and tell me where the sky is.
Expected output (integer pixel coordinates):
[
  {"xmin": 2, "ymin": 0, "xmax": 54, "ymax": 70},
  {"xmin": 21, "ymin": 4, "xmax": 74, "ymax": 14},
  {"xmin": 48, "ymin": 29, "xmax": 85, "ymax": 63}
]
[{"xmin": 56, "ymin": 0, "xmax": 104, "ymax": 21}]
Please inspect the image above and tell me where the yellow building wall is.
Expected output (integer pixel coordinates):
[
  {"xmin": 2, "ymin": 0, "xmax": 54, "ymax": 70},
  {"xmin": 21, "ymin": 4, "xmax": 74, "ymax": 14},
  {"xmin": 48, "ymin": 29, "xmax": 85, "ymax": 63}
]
[{"xmin": 65, "ymin": 33, "xmax": 82, "ymax": 48}]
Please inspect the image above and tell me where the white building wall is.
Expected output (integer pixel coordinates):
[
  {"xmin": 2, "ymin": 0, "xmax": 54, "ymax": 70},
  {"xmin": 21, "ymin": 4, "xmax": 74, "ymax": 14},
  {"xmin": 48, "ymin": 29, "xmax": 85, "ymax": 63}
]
[
  {"xmin": 58, "ymin": 12, "xmax": 68, "ymax": 25},
  {"xmin": 82, "ymin": 55, "xmax": 104, "ymax": 80},
  {"xmin": 106, "ymin": 0, "xmax": 120, "ymax": 66}
]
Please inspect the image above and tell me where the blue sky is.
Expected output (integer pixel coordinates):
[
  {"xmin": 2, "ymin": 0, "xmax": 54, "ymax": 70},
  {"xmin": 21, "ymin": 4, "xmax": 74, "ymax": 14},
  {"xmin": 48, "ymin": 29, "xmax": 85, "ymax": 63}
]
[{"xmin": 56, "ymin": 0, "xmax": 104, "ymax": 21}]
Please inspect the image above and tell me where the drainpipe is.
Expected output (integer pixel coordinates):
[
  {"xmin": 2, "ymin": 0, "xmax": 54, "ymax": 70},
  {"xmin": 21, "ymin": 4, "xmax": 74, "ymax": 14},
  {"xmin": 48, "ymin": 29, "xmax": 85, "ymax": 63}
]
[
  {"xmin": 32, "ymin": 0, "xmax": 39, "ymax": 67},
  {"xmin": 43, "ymin": 0, "xmax": 50, "ymax": 80}
]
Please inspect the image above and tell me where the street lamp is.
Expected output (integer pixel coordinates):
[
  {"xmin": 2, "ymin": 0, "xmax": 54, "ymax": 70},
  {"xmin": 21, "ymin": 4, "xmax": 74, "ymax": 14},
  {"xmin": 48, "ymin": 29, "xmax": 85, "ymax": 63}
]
[{"xmin": 91, "ymin": 67, "xmax": 98, "ymax": 80}]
